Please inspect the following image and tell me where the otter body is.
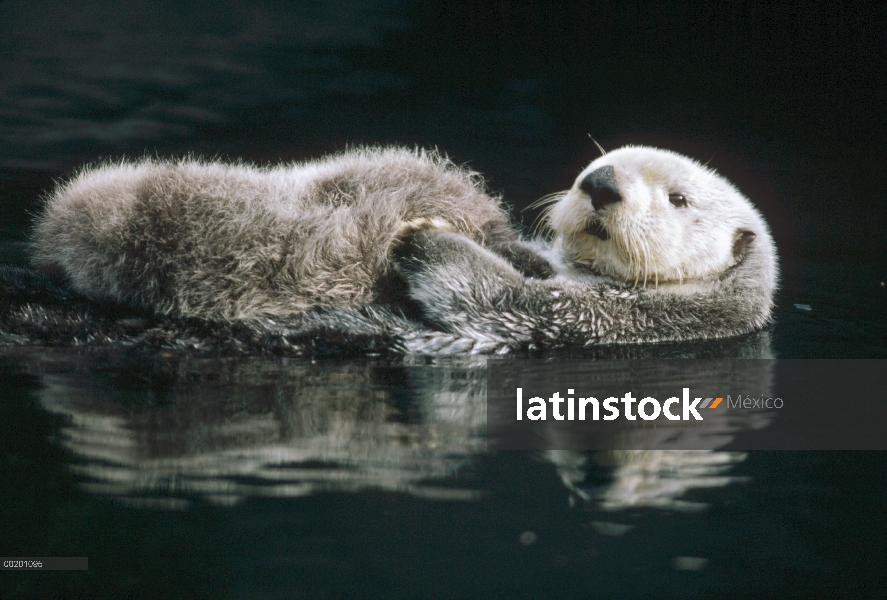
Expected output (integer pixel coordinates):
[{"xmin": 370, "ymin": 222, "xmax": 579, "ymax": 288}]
[
  {"xmin": 17, "ymin": 145, "xmax": 777, "ymax": 355},
  {"xmin": 31, "ymin": 148, "xmax": 523, "ymax": 319}
]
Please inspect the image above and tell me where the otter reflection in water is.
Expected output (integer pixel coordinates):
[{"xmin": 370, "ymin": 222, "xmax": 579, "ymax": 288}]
[{"xmin": 15, "ymin": 332, "xmax": 773, "ymax": 512}]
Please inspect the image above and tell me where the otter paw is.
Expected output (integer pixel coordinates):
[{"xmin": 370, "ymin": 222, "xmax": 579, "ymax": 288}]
[
  {"xmin": 493, "ymin": 241, "xmax": 556, "ymax": 279},
  {"xmin": 398, "ymin": 217, "xmax": 456, "ymax": 234},
  {"xmin": 389, "ymin": 217, "xmax": 457, "ymax": 258},
  {"xmin": 394, "ymin": 217, "xmax": 455, "ymax": 241}
]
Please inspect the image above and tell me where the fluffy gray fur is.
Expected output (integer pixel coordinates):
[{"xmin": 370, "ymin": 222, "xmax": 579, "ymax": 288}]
[{"xmin": 31, "ymin": 147, "xmax": 533, "ymax": 319}]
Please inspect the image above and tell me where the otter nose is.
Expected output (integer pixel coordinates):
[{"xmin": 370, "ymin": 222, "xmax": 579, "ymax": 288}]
[{"xmin": 579, "ymin": 165, "xmax": 621, "ymax": 211}]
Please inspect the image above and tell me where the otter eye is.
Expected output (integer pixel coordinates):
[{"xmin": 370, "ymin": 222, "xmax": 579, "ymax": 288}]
[{"xmin": 669, "ymin": 193, "xmax": 687, "ymax": 208}]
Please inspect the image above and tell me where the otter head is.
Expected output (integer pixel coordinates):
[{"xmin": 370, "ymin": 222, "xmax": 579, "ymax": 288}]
[{"xmin": 547, "ymin": 146, "xmax": 765, "ymax": 285}]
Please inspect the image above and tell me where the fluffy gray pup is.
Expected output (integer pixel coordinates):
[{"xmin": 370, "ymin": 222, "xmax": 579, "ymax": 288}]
[{"xmin": 31, "ymin": 147, "xmax": 546, "ymax": 320}]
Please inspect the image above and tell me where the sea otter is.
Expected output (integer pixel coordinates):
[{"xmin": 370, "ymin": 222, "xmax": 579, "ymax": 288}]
[{"xmin": 8, "ymin": 145, "xmax": 776, "ymax": 354}]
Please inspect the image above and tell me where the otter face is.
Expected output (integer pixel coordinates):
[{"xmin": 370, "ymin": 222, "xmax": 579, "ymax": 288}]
[{"xmin": 547, "ymin": 146, "xmax": 760, "ymax": 285}]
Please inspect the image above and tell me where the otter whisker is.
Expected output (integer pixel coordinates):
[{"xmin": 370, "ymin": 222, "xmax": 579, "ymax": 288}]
[
  {"xmin": 526, "ymin": 191, "xmax": 567, "ymax": 211},
  {"xmin": 588, "ymin": 135, "xmax": 607, "ymax": 157},
  {"xmin": 531, "ymin": 204, "xmax": 558, "ymax": 238},
  {"xmin": 621, "ymin": 223, "xmax": 642, "ymax": 289},
  {"xmin": 642, "ymin": 231, "xmax": 650, "ymax": 288},
  {"xmin": 627, "ymin": 224, "xmax": 641, "ymax": 288},
  {"xmin": 630, "ymin": 229, "xmax": 641, "ymax": 288},
  {"xmin": 623, "ymin": 225, "xmax": 637, "ymax": 288}
]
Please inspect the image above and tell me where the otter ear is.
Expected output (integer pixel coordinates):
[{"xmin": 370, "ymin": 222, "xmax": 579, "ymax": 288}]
[{"xmin": 732, "ymin": 229, "xmax": 756, "ymax": 261}]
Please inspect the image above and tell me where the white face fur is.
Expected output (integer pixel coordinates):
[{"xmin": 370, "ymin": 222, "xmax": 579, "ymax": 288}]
[{"xmin": 547, "ymin": 146, "xmax": 761, "ymax": 285}]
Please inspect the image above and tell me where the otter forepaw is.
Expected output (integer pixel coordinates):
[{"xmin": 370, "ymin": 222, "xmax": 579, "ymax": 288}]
[
  {"xmin": 389, "ymin": 217, "xmax": 456, "ymax": 253},
  {"xmin": 493, "ymin": 240, "xmax": 556, "ymax": 279}
]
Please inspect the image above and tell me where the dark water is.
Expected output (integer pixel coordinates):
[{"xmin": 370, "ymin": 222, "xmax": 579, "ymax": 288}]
[{"xmin": 1, "ymin": 1, "xmax": 886, "ymax": 598}]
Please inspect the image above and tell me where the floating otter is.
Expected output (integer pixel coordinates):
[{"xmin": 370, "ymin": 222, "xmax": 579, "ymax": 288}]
[{"xmin": 12, "ymin": 145, "xmax": 776, "ymax": 354}]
